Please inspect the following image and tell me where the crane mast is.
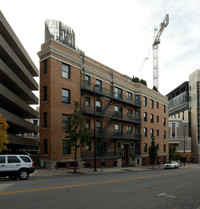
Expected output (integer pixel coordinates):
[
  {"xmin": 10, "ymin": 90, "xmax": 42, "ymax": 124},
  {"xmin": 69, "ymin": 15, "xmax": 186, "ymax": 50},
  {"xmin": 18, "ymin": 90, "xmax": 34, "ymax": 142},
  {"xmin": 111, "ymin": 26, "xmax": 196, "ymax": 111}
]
[{"xmin": 152, "ymin": 14, "xmax": 169, "ymax": 90}]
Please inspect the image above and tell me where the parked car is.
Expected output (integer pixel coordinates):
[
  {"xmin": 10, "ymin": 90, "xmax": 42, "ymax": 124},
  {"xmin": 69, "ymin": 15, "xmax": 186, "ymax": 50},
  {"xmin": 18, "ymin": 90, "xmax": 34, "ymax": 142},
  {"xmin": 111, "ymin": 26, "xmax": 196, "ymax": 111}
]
[
  {"xmin": 164, "ymin": 161, "xmax": 179, "ymax": 169},
  {"xmin": 0, "ymin": 154, "xmax": 35, "ymax": 180}
]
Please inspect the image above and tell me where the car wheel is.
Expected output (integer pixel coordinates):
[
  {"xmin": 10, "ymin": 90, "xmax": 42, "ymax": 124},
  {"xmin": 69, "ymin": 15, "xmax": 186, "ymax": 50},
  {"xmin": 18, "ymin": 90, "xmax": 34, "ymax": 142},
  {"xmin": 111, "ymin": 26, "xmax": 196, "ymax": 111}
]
[
  {"xmin": 9, "ymin": 176, "xmax": 17, "ymax": 180},
  {"xmin": 19, "ymin": 169, "xmax": 29, "ymax": 180}
]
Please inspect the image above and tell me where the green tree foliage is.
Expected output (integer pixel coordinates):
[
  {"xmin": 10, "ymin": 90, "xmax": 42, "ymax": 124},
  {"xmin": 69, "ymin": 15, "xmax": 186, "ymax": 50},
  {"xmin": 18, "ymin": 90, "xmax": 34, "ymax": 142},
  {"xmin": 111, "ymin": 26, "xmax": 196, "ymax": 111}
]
[
  {"xmin": 153, "ymin": 86, "xmax": 158, "ymax": 92},
  {"xmin": 65, "ymin": 102, "xmax": 90, "ymax": 173},
  {"xmin": 134, "ymin": 77, "xmax": 140, "ymax": 83},
  {"xmin": 148, "ymin": 136, "xmax": 157, "ymax": 167},
  {"xmin": 132, "ymin": 76, "xmax": 147, "ymax": 86},
  {"xmin": 169, "ymin": 146, "xmax": 176, "ymax": 161},
  {"xmin": 0, "ymin": 114, "xmax": 9, "ymax": 153},
  {"xmin": 140, "ymin": 79, "xmax": 147, "ymax": 86}
]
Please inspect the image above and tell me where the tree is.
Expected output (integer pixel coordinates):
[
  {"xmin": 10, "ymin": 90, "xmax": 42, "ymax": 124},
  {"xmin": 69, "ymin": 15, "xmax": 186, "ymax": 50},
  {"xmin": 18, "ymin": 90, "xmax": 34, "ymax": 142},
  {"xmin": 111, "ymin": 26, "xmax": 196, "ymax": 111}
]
[
  {"xmin": 153, "ymin": 86, "xmax": 158, "ymax": 92},
  {"xmin": 0, "ymin": 114, "xmax": 9, "ymax": 153},
  {"xmin": 140, "ymin": 79, "xmax": 147, "ymax": 86},
  {"xmin": 132, "ymin": 76, "xmax": 140, "ymax": 83},
  {"xmin": 169, "ymin": 146, "xmax": 176, "ymax": 161},
  {"xmin": 148, "ymin": 136, "xmax": 157, "ymax": 167},
  {"xmin": 65, "ymin": 102, "xmax": 90, "ymax": 173}
]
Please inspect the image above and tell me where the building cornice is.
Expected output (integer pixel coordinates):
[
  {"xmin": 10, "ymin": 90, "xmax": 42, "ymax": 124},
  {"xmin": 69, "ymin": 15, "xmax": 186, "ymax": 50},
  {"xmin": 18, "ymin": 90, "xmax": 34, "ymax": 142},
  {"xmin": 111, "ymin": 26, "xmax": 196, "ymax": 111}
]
[{"xmin": 38, "ymin": 41, "xmax": 168, "ymax": 105}]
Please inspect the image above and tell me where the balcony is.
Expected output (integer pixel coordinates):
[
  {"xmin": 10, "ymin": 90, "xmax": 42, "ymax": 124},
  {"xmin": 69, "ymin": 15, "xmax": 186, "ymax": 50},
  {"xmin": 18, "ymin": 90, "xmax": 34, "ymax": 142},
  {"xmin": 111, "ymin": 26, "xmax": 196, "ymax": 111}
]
[
  {"xmin": 81, "ymin": 105, "xmax": 141, "ymax": 124},
  {"xmin": 80, "ymin": 81, "xmax": 141, "ymax": 107},
  {"xmin": 81, "ymin": 151, "xmax": 120, "ymax": 160},
  {"xmin": 87, "ymin": 129, "xmax": 141, "ymax": 141}
]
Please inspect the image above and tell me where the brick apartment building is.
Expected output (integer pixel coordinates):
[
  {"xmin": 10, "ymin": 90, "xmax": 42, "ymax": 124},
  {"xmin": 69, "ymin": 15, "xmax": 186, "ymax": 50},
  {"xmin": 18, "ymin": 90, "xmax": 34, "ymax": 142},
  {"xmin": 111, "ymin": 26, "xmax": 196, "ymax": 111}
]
[{"xmin": 38, "ymin": 20, "xmax": 169, "ymax": 169}]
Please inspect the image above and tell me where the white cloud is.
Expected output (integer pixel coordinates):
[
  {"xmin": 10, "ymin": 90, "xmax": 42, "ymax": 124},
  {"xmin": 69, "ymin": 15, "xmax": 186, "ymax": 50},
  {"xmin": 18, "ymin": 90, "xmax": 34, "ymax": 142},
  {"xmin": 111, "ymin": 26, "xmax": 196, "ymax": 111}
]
[{"xmin": 1, "ymin": 0, "xmax": 200, "ymax": 96}]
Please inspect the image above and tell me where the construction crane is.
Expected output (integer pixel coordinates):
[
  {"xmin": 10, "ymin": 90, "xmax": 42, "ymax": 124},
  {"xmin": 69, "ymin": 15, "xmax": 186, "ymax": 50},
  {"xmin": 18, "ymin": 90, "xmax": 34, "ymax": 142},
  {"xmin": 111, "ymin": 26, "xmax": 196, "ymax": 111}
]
[{"xmin": 152, "ymin": 14, "xmax": 169, "ymax": 90}]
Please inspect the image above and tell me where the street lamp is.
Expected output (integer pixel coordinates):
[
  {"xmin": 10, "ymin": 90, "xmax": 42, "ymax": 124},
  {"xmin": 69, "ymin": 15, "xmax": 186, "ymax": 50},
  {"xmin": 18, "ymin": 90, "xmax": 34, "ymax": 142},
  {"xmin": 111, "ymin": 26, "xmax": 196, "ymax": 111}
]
[
  {"xmin": 94, "ymin": 84, "xmax": 99, "ymax": 172},
  {"xmin": 184, "ymin": 125, "xmax": 187, "ymax": 166}
]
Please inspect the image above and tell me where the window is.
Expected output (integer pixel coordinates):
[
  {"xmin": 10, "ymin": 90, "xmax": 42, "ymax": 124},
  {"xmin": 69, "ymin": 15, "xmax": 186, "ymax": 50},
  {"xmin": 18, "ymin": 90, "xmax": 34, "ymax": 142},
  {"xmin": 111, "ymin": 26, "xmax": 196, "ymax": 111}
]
[
  {"xmin": 144, "ymin": 112, "xmax": 147, "ymax": 122},
  {"xmin": 157, "ymin": 129, "xmax": 159, "ymax": 136},
  {"xmin": 157, "ymin": 102, "xmax": 159, "ymax": 109},
  {"xmin": 62, "ymin": 89, "xmax": 70, "ymax": 104},
  {"xmin": 163, "ymin": 105, "xmax": 166, "ymax": 113},
  {"xmin": 96, "ymin": 80, "xmax": 102, "ymax": 92},
  {"xmin": 114, "ymin": 87, "xmax": 122, "ymax": 99},
  {"xmin": 62, "ymin": 63, "xmax": 70, "ymax": 79},
  {"xmin": 20, "ymin": 156, "xmax": 31, "ymax": 163},
  {"xmin": 163, "ymin": 131, "xmax": 166, "ymax": 139},
  {"xmin": 144, "ymin": 143, "xmax": 148, "ymax": 152},
  {"xmin": 33, "ymin": 120, "xmax": 38, "ymax": 125},
  {"xmin": 8, "ymin": 156, "xmax": 20, "ymax": 163},
  {"xmin": 157, "ymin": 116, "xmax": 159, "ymax": 123},
  {"xmin": 85, "ymin": 75, "xmax": 90, "ymax": 85},
  {"xmin": 62, "ymin": 114, "xmax": 69, "ymax": 129},
  {"xmin": 127, "ymin": 92, "xmax": 132, "ymax": 100},
  {"xmin": 115, "ymin": 124, "xmax": 123, "ymax": 134},
  {"xmin": 127, "ymin": 126, "xmax": 133, "ymax": 134},
  {"xmin": 172, "ymin": 123, "xmax": 176, "ymax": 138},
  {"xmin": 0, "ymin": 156, "xmax": 5, "ymax": 164},
  {"xmin": 150, "ymin": 99, "xmax": 154, "ymax": 108},
  {"xmin": 43, "ymin": 59, "xmax": 47, "ymax": 75},
  {"xmin": 135, "ymin": 111, "xmax": 140, "ymax": 119},
  {"xmin": 135, "ymin": 127, "xmax": 140, "ymax": 135},
  {"xmin": 96, "ymin": 121, "xmax": 102, "ymax": 133},
  {"xmin": 127, "ymin": 109, "xmax": 132, "ymax": 115},
  {"xmin": 96, "ymin": 100, "xmax": 102, "ymax": 112},
  {"xmin": 62, "ymin": 140, "xmax": 71, "ymax": 154},
  {"xmin": 43, "ymin": 139, "xmax": 48, "ymax": 154},
  {"xmin": 85, "ymin": 97, "xmax": 90, "ymax": 107},
  {"xmin": 163, "ymin": 118, "xmax": 166, "ymax": 125},
  {"xmin": 43, "ymin": 86, "xmax": 47, "ymax": 101},
  {"xmin": 144, "ymin": 96, "xmax": 147, "ymax": 106},
  {"xmin": 43, "ymin": 112, "xmax": 47, "ymax": 128},
  {"xmin": 151, "ymin": 128, "xmax": 154, "ymax": 137},
  {"xmin": 135, "ymin": 95, "xmax": 140, "ymax": 105},
  {"xmin": 85, "ymin": 119, "xmax": 90, "ymax": 129},
  {"xmin": 164, "ymin": 144, "xmax": 166, "ymax": 152},
  {"xmin": 115, "ymin": 105, "xmax": 122, "ymax": 115},
  {"xmin": 144, "ymin": 127, "xmax": 147, "ymax": 137},
  {"xmin": 86, "ymin": 141, "xmax": 91, "ymax": 151},
  {"xmin": 150, "ymin": 114, "xmax": 154, "ymax": 123}
]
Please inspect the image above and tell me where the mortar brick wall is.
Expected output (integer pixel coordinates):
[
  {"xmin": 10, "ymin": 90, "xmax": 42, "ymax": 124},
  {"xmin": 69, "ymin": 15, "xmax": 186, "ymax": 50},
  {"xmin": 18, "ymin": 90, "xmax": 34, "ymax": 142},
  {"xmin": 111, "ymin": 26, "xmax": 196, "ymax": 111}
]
[{"xmin": 38, "ymin": 38, "xmax": 169, "ymax": 168}]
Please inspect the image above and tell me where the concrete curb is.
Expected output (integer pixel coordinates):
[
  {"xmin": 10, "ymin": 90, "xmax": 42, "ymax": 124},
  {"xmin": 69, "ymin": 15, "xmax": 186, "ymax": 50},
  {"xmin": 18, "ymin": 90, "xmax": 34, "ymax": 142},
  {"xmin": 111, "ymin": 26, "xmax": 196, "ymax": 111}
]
[{"xmin": 31, "ymin": 164, "xmax": 197, "ymax": 177}]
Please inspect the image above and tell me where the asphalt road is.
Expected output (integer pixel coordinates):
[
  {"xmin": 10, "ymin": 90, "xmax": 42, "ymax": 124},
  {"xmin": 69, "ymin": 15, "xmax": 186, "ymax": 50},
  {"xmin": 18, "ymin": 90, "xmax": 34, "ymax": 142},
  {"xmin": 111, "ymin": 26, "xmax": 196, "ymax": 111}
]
[{"xmin": 0, "ymin": 167, "xmax": 200, "ymax": 209}]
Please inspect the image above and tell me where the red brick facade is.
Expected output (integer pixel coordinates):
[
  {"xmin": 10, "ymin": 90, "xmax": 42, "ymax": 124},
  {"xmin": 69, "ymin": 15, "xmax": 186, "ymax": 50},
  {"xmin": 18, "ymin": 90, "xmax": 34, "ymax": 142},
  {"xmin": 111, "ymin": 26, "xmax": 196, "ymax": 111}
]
[{"xmin": 38, "ymin": 39, "xmax": 169, "ymax": 169}]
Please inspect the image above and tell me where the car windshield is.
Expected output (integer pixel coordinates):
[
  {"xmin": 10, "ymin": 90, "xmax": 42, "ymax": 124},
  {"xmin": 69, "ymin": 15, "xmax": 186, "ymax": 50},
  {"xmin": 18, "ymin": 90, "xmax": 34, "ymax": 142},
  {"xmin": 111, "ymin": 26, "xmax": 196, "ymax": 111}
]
[{"xmin": 166, "ymin": 161, "xmax": 172, "ymax": 164}]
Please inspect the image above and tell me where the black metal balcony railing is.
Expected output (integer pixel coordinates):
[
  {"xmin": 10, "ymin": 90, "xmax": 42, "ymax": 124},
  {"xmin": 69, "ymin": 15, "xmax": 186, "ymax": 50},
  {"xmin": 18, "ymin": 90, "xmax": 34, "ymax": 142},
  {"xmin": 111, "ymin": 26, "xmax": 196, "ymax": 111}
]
[
  {"xmin": 81, "ymin": 81, "xmax": 141, "ymax": 107},
  {"xmin": 81, "ymin": 105, "xmax": 141, "ymax": 124},
  {"xmin": 87, "ymin": 129, "xmax": 141, "ymax": 141},
  {"xmin": 81, "ymin": 151, "xmax": 120, "ymax": 159}
]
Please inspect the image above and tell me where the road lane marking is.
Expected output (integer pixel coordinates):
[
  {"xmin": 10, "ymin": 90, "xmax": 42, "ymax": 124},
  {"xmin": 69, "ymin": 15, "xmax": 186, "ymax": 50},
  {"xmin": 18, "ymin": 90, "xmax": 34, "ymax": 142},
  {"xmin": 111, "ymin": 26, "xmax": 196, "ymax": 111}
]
[{"xmin": 0, "ymin": 172, "xmax": 182, "ymax": 196}]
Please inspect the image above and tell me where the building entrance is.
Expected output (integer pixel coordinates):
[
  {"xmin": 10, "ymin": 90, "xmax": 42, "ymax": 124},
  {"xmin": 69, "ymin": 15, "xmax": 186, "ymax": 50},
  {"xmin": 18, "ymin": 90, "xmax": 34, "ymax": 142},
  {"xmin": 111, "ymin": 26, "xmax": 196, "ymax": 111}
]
[{"xmin": 122, "ymin": 144, "xmax": 129, "ymax": 166}]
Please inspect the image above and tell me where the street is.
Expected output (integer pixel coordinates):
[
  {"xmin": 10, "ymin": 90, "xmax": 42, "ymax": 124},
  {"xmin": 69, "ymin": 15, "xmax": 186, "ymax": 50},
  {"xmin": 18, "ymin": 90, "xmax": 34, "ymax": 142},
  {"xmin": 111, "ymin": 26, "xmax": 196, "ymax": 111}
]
[{"xmin": 0, "ymin": 166, "xmax": 200, "ymax": 209}]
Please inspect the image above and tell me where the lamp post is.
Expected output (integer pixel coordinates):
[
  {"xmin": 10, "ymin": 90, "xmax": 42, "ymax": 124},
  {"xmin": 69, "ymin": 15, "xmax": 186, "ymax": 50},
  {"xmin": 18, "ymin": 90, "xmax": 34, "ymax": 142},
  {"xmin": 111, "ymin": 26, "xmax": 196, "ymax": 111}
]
[
  {"xmin": 184, "ymin": 125, "xmax": 187, "ymax": 166},
  {"xmin": 93, "ymin": 84, "xmax": 99, "ymax": 172}
]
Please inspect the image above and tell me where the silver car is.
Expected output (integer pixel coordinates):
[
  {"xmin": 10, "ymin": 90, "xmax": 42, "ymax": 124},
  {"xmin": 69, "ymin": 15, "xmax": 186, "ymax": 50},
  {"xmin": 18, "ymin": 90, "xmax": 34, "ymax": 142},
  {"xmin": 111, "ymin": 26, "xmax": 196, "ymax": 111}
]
[
  {"xmin": 164, "ymin": 161, "xmax": 179, "ymax": 169},
  {"xmin": 0, "ymin": 154, "xmax": 35, "ymax": 180}
]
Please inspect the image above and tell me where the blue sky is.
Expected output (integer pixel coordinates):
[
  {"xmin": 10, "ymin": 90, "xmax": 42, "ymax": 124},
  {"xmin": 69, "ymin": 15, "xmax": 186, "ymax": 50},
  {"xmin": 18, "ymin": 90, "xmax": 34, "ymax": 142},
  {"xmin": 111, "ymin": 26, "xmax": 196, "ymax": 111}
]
[{"xmin": 1, "ymin": 0, "xmax": 200, "ymax": 95}]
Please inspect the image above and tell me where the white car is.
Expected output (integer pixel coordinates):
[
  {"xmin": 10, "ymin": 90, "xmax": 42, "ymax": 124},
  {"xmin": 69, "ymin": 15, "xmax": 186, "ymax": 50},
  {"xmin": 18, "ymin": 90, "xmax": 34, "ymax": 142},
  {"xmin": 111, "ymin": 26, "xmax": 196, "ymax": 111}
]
[
  {"xmin": 164, "ymin": 161, "xmax": 179, "ymax": 169},
  {"xmin": 0, "ymin": 154, "xmax": 35, "ymax": 180}
]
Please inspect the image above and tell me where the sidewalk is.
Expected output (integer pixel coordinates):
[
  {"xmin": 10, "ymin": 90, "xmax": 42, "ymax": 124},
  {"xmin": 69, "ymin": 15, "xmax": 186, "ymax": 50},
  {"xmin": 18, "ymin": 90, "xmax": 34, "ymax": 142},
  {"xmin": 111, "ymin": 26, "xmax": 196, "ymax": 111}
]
[
  {"xmin": 31, "ymin": 163, "xmax": 198, "ymax": 178},
  {"xmin": 31, "ymin": 166, "xmax": 148, "ymax": 177}
]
